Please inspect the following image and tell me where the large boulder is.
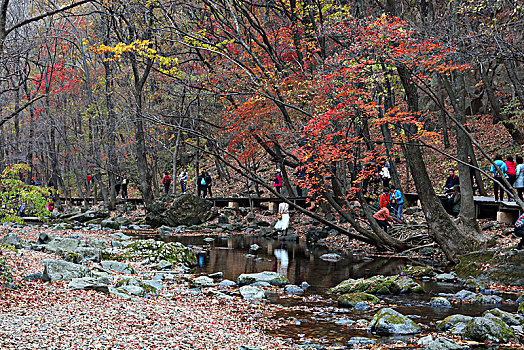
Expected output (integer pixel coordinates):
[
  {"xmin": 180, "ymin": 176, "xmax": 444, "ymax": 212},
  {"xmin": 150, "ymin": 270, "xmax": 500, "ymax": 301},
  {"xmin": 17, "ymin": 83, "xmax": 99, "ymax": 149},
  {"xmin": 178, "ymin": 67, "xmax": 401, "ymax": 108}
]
[
  {"xmin": 1, "ymin": 233, "xmax": 25, "ymax": 249},
  {"xmin": 483, "ymin": 308, "xmax": 523, "ymax": 326},
  {"xmin": 456, "ymin": 248, "xmax": 524, "ymax": 286},
  {"xmin": 425, "ymin": 338, "xmax": 469, "ymax": 350},
  {"xmin": 330, "ymin": 275, "xmax": 423, "ymax": 295},
  {"xmin": 100, "ymin": 261, "xmax": 135, "ymax": 274},
  {"xmin": 115, "ymin": 239, "xmax": 196, "ymax": 266},
  {"xmin": 42, "ymin": 237, "xmax": 104, "ymax": 263},
  {"xmin": 237, "ymin": 271, "xmax": 290, "ymax": 286},
  {"xmin": 68, "ymin": 277, "xmax": 109, "ymax": 293},
  {"xmin": 42, "ymin": 260, "xmax": 91, "ymax": 282},
  {"xmin": 368, "ymin": 308, "xmax": 421, "ymax": 335},
  {"xmin": 463, "ymin": 315, "xmax": 516, "ymax": 343},
  {"xmin": 44, "ymin": 237, "xmax": 81, "ymax": 254},
  {"xmin": 145, "ymin": 194, "xmax": 218, "ymax": 228},
  {"xmin": 64, "ymin": 247, "xmax": 102, "ymax": 264},
  {"xmin": 239, "ymin": 285, "xmax": 266, "ymax": 299},
  {"xmin": 429, "ymin": 297, "xmax": 452, "ymax": 308}
]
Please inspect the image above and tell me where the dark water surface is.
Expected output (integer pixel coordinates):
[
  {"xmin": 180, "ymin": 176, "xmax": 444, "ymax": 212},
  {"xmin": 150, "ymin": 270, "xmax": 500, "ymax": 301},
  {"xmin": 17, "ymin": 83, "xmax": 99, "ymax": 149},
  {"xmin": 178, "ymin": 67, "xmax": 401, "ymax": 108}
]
[{"xmin": 159, "ymin": 234, "xmax": 518, "ymax": 348}]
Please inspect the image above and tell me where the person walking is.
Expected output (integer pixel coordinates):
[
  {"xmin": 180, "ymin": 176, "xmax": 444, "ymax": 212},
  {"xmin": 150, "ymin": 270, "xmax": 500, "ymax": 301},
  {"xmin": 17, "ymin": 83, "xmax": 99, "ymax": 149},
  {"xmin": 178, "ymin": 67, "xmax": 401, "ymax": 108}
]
[
  {"xmin": 506, "ymin": 155, "xmax": 517, "ymax": 188},
  {"xmin": 514, "ymin": 156, "xmax": 524, "ymax": 201},
  {"xmin": 490, "ymin": 154, "xmax": 507, "ymax": 201},
  {"xmin": 389, "ymin": 185, "xmax": 404, "ymax": 219},
  {"xmin": 379, "ymin": 162, "xmax": 391, "ymax": 188},
  {"xmin": 373, "ymin": 206, "xmax": 394, "ymax": 232},
  {"xmin": 450, "ymin": 185, "xmax": 461, "ymax": 217},
  {"xmin": 179, "ymin": 170, "xmax": 188, "ymax": 194},
  {"xmin": 197, "ymin": 171, "xmax": 207, "ymax": 198},
  {"xmin": 162, "ymin": 172, "xmax": 172, "ymax": 195},
  {"xmin": 115, "ymin": 176, "xmax": 122, "ymax": 197},
  {"xmin": 274, "ymin": 169, "xmax": 283, "ymax": 194},
  {"xmin": 121, "ymin": 177, "xmax": 128, "ymax": 199},
  {"xmin": 204, "ymin": 171, "xmax": 213, "ymax": 197}
]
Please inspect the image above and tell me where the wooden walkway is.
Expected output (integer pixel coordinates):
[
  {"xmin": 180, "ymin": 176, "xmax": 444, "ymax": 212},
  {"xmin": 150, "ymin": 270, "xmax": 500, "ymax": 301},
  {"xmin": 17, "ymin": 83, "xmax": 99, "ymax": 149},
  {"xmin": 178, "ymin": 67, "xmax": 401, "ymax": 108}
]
[
  {"xmin": 59, "ymin": 196, "xmax": 309, "ymax": 209},
  {"xmin": 59, "ymin": 194, "xmax": 522, "ymax": 221}
]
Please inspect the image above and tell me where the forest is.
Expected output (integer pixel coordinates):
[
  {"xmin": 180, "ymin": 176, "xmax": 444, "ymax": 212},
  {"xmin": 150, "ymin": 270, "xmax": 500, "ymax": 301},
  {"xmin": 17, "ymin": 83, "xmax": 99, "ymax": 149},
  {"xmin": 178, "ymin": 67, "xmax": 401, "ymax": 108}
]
[{"xmin": 0, "ymin": 0, "xmax": 523, "ymax": 349}]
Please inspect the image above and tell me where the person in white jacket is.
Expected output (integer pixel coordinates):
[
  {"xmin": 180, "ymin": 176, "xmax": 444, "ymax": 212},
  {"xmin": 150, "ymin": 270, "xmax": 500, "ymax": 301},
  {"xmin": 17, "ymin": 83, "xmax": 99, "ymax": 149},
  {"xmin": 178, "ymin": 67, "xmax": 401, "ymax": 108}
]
[{"xmin": 274, "ymin": 202, "xmax": 290, "ymax": 235}]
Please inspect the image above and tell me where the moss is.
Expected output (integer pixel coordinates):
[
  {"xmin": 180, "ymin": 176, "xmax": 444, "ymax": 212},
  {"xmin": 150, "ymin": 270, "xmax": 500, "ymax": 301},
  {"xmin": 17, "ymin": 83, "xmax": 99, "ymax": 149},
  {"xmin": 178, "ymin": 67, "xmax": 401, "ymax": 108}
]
[
  {"xmin": 116, "ymin": 239, "xmax": 196, "ymax": 266},
  {"xmin": 64, "ymin": 252, "xmax": 80, "ymax": 263},
  {"xmin": 402, "ymin": 266, "xmax": 434, "ymax": 278},
  {"xmin": 270, "ymin": 275, "xmax": 290, "ymax": 286},
  {"xmin": 412, "ymin": 285, "xmax": 425, "ymax": 293},
  {"xmin": 115, "ymin": 278, "xmax": 131, "ymax": 288},
  {"xmin": 337, "ymin": 292, "xmax": 380, "ymax": 307},
  {"xmin": 519, "ymin": 303, "xmax": 524, "ymax": 315}
]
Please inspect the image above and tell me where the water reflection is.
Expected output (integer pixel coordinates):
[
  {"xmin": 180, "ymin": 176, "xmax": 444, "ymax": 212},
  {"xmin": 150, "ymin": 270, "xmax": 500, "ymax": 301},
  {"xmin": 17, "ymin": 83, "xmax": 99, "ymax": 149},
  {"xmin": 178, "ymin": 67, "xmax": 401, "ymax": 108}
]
[{"xmin": 164, "ymin": 234, "xmax": 412, "ymax": 290}]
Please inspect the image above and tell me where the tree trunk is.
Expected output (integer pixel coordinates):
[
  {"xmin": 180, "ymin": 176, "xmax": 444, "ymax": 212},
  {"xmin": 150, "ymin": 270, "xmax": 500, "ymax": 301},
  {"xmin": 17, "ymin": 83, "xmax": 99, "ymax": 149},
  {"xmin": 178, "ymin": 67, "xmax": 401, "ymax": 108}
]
[{"xmin": 398, "ymin": 66, "xmax": 475, "ymax": 261}]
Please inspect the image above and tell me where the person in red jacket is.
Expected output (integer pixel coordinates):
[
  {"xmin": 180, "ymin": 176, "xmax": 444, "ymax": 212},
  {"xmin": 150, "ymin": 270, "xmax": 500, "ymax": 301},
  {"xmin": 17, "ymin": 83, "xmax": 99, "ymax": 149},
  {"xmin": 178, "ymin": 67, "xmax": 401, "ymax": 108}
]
[
  {"xmin": 506, "ymin": 155, "xmax": 517, "ymax": 188},
  {"xmin": 162, "ymin": 172, "xmax": 171, "ymax": 195},
  {"xmin": 379, "ymin": 187, "xmax": 390, "ymax": 208}
]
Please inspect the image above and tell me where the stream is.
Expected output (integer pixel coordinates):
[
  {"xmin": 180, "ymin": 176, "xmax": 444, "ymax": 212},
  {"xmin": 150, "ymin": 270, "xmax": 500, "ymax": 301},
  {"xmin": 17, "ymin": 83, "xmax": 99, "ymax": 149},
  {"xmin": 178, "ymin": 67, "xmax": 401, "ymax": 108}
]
[{"xmin": 158, "ymin": 234, "xmax": 517, "ymax": 348}]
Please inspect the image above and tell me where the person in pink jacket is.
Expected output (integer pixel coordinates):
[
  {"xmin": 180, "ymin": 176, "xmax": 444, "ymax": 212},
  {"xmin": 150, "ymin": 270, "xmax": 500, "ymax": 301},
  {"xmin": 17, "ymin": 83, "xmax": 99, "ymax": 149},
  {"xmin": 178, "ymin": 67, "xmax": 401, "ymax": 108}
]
[
  {"xmin": 373, "ymin": 207, "xmax": 394, "ymax": 232},
  {"xmin": 273, "ymin": 169, "xmax": 283, "ymax": 194}
]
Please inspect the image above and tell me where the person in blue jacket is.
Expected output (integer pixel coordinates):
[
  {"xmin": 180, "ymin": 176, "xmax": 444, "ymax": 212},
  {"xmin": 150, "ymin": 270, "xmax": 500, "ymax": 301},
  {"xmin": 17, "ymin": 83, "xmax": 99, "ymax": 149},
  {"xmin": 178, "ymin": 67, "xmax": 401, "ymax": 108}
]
[
  {"xmin": 389, "ymin": 185, "xmax": 404, "ymax": 219},
  {"xmin": 490, "ymin": 154, "xmax": 508, "ymax": 201}
]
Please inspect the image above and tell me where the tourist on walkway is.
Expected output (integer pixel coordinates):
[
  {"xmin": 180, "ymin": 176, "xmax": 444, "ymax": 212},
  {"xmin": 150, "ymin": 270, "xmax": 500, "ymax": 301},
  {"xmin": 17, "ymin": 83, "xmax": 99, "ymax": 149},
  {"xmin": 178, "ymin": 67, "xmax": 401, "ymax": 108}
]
[
  {"xmin": 121, "ymin": 177, "xmax": 128, "ymax": 199},
  {"xmin": 468, "ymin": 155, "xmax": 477, "ymax": 194},
  {"xmin": 162, "ymin": 172, "xmax": 171, "ymax": 195},
  {"xmin": 490, "ymin": 154, "xmax": 507, "ymax": 201},
  {"xmin": 450, "ymin": 185, "xmax": 461, "ymax": 218},
  {"xmin": 197, "ymin": 171, "xmax": 207, "ymax": 198},
  {"xmin": 294, "ymin": 167, "xmax": 306, "ymax": 197},
  {"xmin": 274, "ymin": 202, "xmax": 290, "ymax": 235},
  {"xmin": 514, "ymin": 213, "xmax": 524, "ymax": 250},
  {"xmin": 373, "ymin": 206, "xmax": 394, "ymax": 232},
  {"xmin": 179, "ymin": 170, "xmax": 188, "ymax": 194},
  {"xmin": 115, "ymin": 176, "xmax": 121, "ymax": 197},
  {"xmin": 443, "ymin": 168, "xmax": 459, "ymax": 194},
  {"xmin": 514, "ymin": 156, "xmax": 524, "ymax": 201},
  {"xmin": 205, "ymin": 171, "xmax": 213, "ymax": 198},
  {"xmin": 274, "ymin": 169, "xmax": 283, "ymax": 194},
  {"xmin": 389, "ymin": 185, "xmax": 404, "ymax": 219},
  {"xmin": 506, "ymin": 155, "xmax": 517, "ymax": 187}
]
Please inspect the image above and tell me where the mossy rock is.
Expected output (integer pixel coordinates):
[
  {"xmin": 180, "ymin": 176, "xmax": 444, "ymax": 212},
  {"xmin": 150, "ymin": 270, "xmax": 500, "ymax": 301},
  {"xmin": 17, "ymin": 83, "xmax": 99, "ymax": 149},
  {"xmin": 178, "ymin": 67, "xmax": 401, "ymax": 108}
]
[
  {"xmin": 368, "ymin": 308, "xmax": 421, "ymax": 335},
  {"xmin": 436, "ymin": 314, "xmax": 473, "ymax": 331},
  {"xmin": 518, "ymin": 303, "xmax": 524, "ymax": 315},
  {"xmin": 483, "ymin": 308, "xmax": 523, "ymax": 326},
  {"xmin": 116, "ymin": 239, "xmax": 196, "ymax": 266},
  {"xmin": 464, "ymin": 315, "xmax": 516, "ymax": 343},
  {"xmin": 401, "ymin": 266, "xmax": 434, "ymax": 278},
  {"xmin": 115, "ymin": 278, "xmax": 156, "ymax": 294},
  {"xmin": 338, "ymin": 292, "xmax": 380, "ymax": 308},
  {"xmin": 330, "ymin": 275, "xmax": 422, "ymax": 295},
  {"xmin": 456, "ymin": 248, "xmax": 524, "ymax": 286}
]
